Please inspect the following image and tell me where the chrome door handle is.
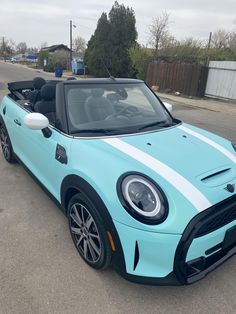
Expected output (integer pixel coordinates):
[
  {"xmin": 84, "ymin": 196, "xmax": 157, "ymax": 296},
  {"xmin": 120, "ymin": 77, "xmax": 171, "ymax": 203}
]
[{"xmin": 14, "ymin": 119, "xmax": 21, "ymax": 126}]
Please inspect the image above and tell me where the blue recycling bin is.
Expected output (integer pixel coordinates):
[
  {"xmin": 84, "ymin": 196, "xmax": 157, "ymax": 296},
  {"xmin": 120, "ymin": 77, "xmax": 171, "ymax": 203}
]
[
  {"xmin": 71, "ymin": 60, "xmax": 85, "ymax": 75},
  {"xmin": 55, "ymin": 67, "xmax": 63, "ymax": 77}
]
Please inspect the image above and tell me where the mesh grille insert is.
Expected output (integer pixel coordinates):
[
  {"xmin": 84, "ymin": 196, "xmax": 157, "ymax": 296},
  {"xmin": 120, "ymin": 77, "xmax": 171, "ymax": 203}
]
[{"xmin": 195, "ymin": 206, "xmax": 236, "ymax": 237}]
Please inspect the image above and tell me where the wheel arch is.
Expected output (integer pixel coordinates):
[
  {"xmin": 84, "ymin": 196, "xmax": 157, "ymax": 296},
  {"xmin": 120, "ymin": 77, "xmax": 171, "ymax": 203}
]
[
  {"xmin": 61, "ymin": 175, "xmax": 117, "ymax": 231},
  {"xmin": 61, "ymin": 174, "xmax": 105, "ymax": 215},
  {"xmin": 61, "ymin": 174, "xmax": 126, "ymax": 274}
]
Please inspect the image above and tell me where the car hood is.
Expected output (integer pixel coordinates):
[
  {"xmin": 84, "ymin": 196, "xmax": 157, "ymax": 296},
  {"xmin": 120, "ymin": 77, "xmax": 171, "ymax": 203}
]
[
  {"xmin": 73, "ymin": 123, "xmax": 236, "ymax": 233},
  {"xmin": 114, "ymin": 124, "xmax": 236, "ymax": 189}
]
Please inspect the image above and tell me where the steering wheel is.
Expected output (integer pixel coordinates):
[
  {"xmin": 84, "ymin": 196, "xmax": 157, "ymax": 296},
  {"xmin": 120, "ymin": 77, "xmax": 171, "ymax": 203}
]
[
  {"xmin": 105, "ymin": 105, "xmax": 142, "ymax": 121},
  {"xmin": 116, "ymin": 105, "xmax": 140, "ymax": 116}
]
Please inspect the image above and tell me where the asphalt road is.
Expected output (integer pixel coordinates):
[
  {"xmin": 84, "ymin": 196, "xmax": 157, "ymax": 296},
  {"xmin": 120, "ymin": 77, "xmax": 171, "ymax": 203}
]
[{"xmin": 0, "ymin": 61, "xmax": 236, "ymax": 314}]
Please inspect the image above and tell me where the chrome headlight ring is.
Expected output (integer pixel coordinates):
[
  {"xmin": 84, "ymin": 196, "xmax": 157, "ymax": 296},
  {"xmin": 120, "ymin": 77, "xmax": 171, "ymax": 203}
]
[{"xmin": 117, "ymin": 173, "xmax": 169, "ymax": 225}]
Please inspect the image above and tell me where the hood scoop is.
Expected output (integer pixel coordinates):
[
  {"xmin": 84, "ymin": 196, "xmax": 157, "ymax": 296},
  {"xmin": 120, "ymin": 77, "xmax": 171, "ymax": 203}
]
[
  {"xmin": 199, "ymin": 167, "xmax": 236, "ymax": 187},
  {"xmin": 201, "ymin": 168, "xmax": 231, "ymax": 183}
]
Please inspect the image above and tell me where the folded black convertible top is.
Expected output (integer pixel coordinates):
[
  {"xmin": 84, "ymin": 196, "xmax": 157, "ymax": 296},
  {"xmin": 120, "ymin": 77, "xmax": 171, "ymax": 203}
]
[
  {"xmin": 8, "ymin": 80, "xmax": 59, "ymax": 92},
  {"xmin": 8, "ymin": 80, "xmax": 34, "ymax": 92},
  {"xmin": 8, "ymin": 80, "xmax": 59, "ymax": 100}
]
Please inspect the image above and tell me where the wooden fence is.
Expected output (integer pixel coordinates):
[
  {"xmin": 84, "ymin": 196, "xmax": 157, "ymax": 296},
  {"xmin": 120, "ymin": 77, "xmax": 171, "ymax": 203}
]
[{"xmin": 146, "ymin": 61, "xmax": 208, "ymax": 97}]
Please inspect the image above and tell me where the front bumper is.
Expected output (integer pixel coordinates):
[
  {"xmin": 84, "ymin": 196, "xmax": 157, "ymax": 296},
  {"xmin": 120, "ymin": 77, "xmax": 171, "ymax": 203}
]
[
  {"xmin": 112, "ymin": 194, "xmax": 236, "ymax": 285},
  {"xmin": 175, "ymin": 193, "xmax": 236, "ymax": 284}
]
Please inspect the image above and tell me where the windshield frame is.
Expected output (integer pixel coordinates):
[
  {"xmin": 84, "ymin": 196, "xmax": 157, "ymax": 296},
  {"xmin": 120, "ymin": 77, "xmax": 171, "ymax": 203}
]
[{"xmin": 64, "ymin": 81, "xmax": 181, "ymax": 138}]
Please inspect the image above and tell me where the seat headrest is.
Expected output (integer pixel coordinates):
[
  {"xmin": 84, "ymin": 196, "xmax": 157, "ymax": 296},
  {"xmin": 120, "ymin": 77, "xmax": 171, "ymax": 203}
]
[
  {"xmin": 41, "ymin": 84, "xmax": 56, "ymax": 101},
  {"xmin": 91, "ymin": 88, "xmax": 104, "ymax": 98},
  {"xmin": 67, "ymin": 77, "xmax": 77, "ymax": 80},
  {"xmin": 33, "ymin": 77, "xmax": 46, "ymax": 90}
]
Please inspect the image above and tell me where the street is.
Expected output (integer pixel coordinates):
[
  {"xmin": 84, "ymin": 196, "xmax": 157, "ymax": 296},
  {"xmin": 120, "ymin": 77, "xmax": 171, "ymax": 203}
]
[{"xmin": 0, "ymin": 61, "xmax": 236, "ymax": 314}]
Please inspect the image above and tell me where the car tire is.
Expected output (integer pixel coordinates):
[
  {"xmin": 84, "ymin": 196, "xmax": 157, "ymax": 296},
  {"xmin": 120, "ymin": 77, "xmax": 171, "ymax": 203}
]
[
  {"xmin": 68, "ymin": 192, "xmax": 112, "ymax": 270},
  {"xmin": 0, "ymin": 123, "xmax": 16, "ymax": 163}
]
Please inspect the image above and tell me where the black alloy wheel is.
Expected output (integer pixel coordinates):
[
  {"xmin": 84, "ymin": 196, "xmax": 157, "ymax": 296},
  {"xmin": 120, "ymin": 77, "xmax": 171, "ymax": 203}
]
[{"xmin": 68, "ymin": 193, "xmax": 111, "ymax": 269}]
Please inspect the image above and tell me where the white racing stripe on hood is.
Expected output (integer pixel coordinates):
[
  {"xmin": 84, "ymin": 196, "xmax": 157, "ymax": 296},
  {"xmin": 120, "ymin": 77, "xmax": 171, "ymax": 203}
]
[
  {"xmin": 179, "ymin": 125, "xmax": 236, "ymax": 164},
  {"xmin": 102, "ymin": 138, "xmax": 212, "ymax": 212}
]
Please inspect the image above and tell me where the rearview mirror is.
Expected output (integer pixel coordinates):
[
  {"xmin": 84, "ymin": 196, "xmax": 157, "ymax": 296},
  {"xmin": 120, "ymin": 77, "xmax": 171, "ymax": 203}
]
[
  {"xmin": 24, "ymin": 113, "xmax": 49, "ymax": 130},
  {"xmin": 163, "ymin": 102, "xmax": 173, "ymax": 113}
]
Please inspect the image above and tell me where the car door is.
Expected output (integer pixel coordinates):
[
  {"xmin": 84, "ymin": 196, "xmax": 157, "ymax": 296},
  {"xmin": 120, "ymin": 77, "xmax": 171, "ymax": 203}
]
[
  {"xmin": 2, "ymin": 97, "xmax": 30, "ymax": 157},
  {"xmin": 4, "ymin": 97, "xmax": 72, "ymax": 201}
]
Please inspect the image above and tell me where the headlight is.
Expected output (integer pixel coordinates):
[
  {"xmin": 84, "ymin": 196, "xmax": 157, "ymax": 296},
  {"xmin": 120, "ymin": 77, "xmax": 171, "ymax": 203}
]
[
  {"xmin": 232, "ymin": 143, "xmax": 236, "ymax": 152},
  {"xmin": 118, "ymin": 173, "xmax": 168, "ymax": 224}
]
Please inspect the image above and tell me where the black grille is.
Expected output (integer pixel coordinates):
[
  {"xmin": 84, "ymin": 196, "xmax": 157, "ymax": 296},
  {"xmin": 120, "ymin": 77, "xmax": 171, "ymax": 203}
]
[{"xmin": 195, "ymin": 205, "xmax": 236, "ymax": 237}]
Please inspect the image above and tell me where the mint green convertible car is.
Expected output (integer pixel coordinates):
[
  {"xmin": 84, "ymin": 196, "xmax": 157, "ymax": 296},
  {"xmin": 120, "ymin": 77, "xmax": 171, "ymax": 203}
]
[{"xmin": 0, "ymin": 77, "xmax": 236, "ymax": 285}]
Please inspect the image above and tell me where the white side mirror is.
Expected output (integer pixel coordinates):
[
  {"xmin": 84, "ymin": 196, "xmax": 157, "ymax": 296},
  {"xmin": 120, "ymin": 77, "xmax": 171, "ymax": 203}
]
[
  {"xmin": 163, "ymin": 102, "xmax": 173, "ymax": 113},
  {"xmin": 24, "ymin": 113, "xmax": 49, "ymax": 130}
]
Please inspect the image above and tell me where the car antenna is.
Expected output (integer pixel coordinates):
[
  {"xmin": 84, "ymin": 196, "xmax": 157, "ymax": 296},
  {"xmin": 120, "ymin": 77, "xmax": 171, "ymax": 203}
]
[{"xmin": 101, "ymin": 58, "xmax": 115, "ymax": 80}]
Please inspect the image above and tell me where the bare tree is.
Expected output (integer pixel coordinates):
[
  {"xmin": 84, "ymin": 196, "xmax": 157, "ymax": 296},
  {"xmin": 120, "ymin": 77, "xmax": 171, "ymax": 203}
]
[
  {"xmin": 16, "ymin": 42, "xmax": 27, "ymax": 54},
  {"xmin": 40, "ymin": 42, "xmax": 48, "ymax": 49},
  {"xmin": 211, "ymin": 29, "xmax": 231, "ymax": 48},
  {"xmin": 228, "ymin": 31, "xmax": 236, "ymax": 49},
  {"xmin": 211, "ymin": 28, "xmax": 236, "ymax": 49},
  {"xmin": 0, "ymin": 37, "xmax": 15, "ymax": 60},
  {"xmin": 149, "ymin": 11, "xmax": 172, "ymax": 54},
  {"xmin": 73, "ymin": 36, "xmax": 87, "ymax": 57},
  {"xmin": 28, "ymin": 47, "xmax": 39, "ymax": 53}
]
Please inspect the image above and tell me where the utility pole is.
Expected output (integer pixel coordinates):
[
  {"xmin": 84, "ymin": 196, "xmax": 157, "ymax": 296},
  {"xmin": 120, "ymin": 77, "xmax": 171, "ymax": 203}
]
[
  {"xmin": 69, "ymin": 20, "xmax": 77, "ymax": 70},
  {"xmin": 70, "ymin": 20, "xmax": 72, "ymax": 67},
  {"xmin": 2, "ymin": 36, "xmax": 6, "ymax": 62},
  {"xmin": 207, "ymin": 32, "xmax": 212, "ymax": 51},
  {"xmin": 205, "ymin": 31, "xmax": 212, "ymax": 66}
]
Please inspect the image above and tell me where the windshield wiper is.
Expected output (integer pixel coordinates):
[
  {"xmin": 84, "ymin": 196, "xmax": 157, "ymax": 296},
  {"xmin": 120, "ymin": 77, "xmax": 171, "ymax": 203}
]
[
  {"xmin": 70, "ymin": 128, "xmax": 117, "ymax": 135},
  {"xmin": 138, "ymin": 120, "xmax": 176, "ymax": 131}
]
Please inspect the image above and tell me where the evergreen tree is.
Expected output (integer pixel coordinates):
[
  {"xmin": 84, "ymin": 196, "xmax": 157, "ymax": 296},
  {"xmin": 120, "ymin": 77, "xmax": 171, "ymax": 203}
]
[{"xmin": 84, "ymin": 2, "xmax": 137, "ymax": 77}]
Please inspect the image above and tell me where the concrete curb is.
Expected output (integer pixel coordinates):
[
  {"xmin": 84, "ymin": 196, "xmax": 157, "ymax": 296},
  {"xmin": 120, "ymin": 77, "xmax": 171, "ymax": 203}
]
[{"xmin": 158, "ymin": 92, "xmax": 236, "ymax": 113}]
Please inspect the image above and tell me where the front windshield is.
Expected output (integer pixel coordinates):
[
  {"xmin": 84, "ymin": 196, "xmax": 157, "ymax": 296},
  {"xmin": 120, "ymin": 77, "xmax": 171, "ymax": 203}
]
[{"xmin": 65, "ymin": 82, "xmax": 178, "ymax": 136}]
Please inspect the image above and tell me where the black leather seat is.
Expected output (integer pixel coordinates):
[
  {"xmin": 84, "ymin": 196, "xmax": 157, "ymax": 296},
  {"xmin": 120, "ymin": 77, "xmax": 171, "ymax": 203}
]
[
  {"xmin": 28, "ymin": 77, "xmax": 46, "ymax": 106},
  {"xmin": 85, "ymin": 88, "xmax": 115, "ymax": 121},
  {"xmin": 34, "ymin": 84, "xmax": 56, "ymax": 125}
]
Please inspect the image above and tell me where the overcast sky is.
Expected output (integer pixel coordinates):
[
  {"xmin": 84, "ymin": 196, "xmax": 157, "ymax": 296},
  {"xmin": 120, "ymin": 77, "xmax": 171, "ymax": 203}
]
[{"xmin": 0, "ymin": 0, "xmax": 235, "ymax": 48}]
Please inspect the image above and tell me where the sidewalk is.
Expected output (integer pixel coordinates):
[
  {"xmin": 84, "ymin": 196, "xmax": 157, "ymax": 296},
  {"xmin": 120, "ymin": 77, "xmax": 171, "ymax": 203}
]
[{"xmin": 158, "ymin": 92, "xmax": 236, "ymax": 114}]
